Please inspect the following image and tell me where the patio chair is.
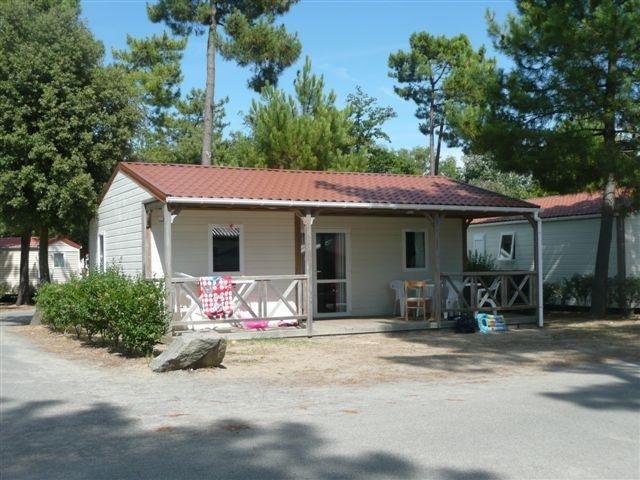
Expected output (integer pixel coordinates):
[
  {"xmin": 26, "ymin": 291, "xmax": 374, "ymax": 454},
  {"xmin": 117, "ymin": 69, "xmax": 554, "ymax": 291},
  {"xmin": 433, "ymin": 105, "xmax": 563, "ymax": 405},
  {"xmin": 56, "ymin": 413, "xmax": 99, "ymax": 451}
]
[
  {"xmin": 476, "ymin": 277, "xmax": 500, "ymax": 317},
  {"xmin": 404, "ymin": 280, "xmax": 430, "ymax": 321},
  {"xmin": 390, "ymin": 280, "xmax": 404, "ymax": 316}
]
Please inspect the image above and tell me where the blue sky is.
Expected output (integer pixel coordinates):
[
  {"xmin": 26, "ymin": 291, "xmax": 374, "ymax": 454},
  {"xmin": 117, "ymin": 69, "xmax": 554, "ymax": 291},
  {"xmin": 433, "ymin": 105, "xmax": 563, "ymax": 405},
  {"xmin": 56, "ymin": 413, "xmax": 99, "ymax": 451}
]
[{"xmin": 82, "ymin": 0, "xmax": 515, "ymax": 159}]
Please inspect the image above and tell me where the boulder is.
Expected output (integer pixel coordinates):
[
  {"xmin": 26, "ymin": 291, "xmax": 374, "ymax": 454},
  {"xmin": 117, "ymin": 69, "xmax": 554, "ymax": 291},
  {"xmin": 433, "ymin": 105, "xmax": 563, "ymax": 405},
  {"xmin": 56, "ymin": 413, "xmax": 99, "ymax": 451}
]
[
  {"xmin": 30, "ymin": 308, "xmax": 42, "ymax": 325},
  {"xmin": 149, "ymin": 333, "xmax": 227, "ymax": 372}
]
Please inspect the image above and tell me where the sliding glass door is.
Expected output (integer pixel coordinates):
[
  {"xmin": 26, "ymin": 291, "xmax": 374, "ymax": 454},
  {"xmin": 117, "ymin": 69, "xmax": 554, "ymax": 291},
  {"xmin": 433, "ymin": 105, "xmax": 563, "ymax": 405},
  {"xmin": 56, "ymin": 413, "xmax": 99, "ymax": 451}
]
[{"xmin": 314, "ymin": 231, "xmax": 350, "ymax": 316}]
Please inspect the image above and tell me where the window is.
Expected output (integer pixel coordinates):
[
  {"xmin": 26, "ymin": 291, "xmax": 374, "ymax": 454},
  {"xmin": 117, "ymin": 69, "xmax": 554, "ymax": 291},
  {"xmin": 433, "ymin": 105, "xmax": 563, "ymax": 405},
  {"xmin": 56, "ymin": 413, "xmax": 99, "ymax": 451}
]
[
  {"xmin": 210, "ymin": 225, "xmax": 242, "ymax": 273},
  {"xmin": 98, "ymin": 234, "xmax": 105, "ymax": 272},
  {"xmin": 53, "ymin": 252, "xmax": 64, "ymax": 268},
  {"xmin": 403, "ymin": 230, "xmax": 426, "ymax": 270},
  {"xmin": 473, "ymin": 234, "xmax": 486, "ymax": 255},
  {"xmin": 498, "ymin": 232, "xmax": 515, "ymax": 260}
]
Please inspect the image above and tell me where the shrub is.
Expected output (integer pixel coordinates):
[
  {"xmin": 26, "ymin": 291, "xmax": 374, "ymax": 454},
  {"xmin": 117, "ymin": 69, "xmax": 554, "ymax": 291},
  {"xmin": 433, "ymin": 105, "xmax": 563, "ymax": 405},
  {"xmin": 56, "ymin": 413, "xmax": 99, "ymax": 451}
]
[
  {"xmin": 608, "ymin": 276, "xmax": 640, "ymax": 309},
  {"xmin": 561, "ymin": 274, "xmax": 593, "ymax": 306},
  {"xmin": 466, "ymin": 251, "xmax": 497, "ymax": 272},
  {"xmin": 543, "ymin": 281, "xmax": 563, "ymax": 305},
  {"xmin": 36, "ymin": 268, "xmax": 168, "ymax": 355}
]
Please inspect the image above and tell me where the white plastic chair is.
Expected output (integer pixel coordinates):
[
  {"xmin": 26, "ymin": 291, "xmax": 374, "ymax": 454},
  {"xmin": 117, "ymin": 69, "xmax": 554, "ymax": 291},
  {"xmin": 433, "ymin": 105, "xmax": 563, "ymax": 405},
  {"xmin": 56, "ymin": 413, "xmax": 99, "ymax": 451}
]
[
  {"xmin": 477, "ymin": 277, "xmax": 500, "ymax": 316},
  {"xmin": 390, "ymin": 280, "xmax": 404, "ymax": 316}
]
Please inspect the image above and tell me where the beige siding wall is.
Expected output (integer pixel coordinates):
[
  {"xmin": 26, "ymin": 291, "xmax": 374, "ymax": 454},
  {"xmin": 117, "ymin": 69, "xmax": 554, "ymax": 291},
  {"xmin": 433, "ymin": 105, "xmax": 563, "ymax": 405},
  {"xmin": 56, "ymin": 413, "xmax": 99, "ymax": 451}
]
[
  {"xmin": 468, "ymin": 214, "xmax": 640, "ymax": 283},
  {"xmin": 90, "ymin": 172, "xmax": 153, "ymax": 275},
  {"xmin": 0, "ymin": 242, "xmax": 80, "ymax": 291},
  {"xmin": 315, "ymin": 216, "xmax": 463, "ymax": 316},
  {"xmin": 626, "ymin": 214, "xmax": 640, "ymax": 277},
  {"xmin": 149, "ymin": 209, "xmax": 296, "ymax": 278},
  {"xmin": 153, "ymin": 210, "xmax": 463, "ymax": 317}
]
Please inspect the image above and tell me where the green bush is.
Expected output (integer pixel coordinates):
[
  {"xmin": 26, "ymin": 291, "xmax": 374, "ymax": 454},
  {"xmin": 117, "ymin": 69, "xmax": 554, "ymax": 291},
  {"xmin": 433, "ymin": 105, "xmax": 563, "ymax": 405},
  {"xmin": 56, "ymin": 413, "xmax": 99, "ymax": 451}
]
[
  {"xmin": 543, "ymin": 281, "xmax": 563, "ymax": 304},
  {"xmin": 562, "ymin": 274, "xmax": 593, "ymax": 306},
  {"xmin": 466, "ymin": 251, "xmax": 497, "ymax": 272},
  {"xmin": 36, "ymin": 267, "xmax": 168, "ymax": 355},
  {"xmin": 608, "ymin": 276, "xmax": 640, "ymax": 309}
]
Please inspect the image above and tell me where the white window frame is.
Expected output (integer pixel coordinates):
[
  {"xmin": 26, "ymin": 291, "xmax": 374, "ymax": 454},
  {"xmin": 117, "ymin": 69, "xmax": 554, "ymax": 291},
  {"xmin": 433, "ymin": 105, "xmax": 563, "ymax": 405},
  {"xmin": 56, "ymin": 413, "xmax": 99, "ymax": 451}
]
[
  {"xmin": 472, "ymin": 233, "xmax": 486, "ymax": 255},
  {"xmin": 498, "ymin": 232, "xmax": 516, "ymax": 261},
  {"xmin": 208, "ymin": 224, "xmax": 244, "ymax": 275},
  {"xmin": 402, "ymin": 229, "xmax": 428, "ymax": 271},
  {"xmin": 53, "ymin": 252, "xmax": 65, "ymax": 268},
  {"xmin": 98, "ymin": 231, "xmax": 106, "ymax": 272}
]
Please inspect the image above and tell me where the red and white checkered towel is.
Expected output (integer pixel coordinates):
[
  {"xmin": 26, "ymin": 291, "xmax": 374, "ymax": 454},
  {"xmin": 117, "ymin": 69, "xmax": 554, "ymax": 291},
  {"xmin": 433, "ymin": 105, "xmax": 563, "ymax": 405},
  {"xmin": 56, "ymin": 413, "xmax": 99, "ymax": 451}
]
[{"xmin": 198, "ymin": 276, "xmax": 234, "ymax": 319}]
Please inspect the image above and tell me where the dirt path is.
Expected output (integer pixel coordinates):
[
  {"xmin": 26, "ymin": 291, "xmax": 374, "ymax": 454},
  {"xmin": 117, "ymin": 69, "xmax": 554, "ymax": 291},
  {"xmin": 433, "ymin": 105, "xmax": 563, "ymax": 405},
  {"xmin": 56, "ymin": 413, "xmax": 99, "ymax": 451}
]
[{"xmin": 13, "ymin": 316, "xmax": 640, "ymax": 386}]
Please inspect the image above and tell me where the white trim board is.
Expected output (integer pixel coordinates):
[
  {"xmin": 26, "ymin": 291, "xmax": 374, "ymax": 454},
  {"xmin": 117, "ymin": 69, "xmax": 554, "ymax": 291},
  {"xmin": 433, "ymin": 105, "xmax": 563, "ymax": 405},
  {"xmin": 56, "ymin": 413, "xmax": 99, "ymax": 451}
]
[{"xmin": 165, "ymin": 196, "xmax": 539, "ymax": 215}]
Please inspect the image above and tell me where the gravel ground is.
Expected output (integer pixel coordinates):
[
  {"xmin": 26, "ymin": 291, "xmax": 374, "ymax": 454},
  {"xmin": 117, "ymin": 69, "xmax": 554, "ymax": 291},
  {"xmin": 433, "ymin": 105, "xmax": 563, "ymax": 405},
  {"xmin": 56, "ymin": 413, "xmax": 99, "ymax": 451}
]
[{"xmin": 1, "ymin": 312, "xmax": 639, "ymax": 479}]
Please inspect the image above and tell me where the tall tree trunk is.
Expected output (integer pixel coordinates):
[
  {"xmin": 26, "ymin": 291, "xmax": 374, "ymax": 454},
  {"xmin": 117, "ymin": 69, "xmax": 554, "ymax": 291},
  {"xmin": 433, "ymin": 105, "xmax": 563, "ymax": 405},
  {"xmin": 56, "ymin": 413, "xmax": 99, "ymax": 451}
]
[
  {"xmin": 616, "ymin": 213, "xmax": 629, "ymax": 317},
  {"xmin": 201, "ymin": 2, "xmax": 217, "ymax": 166},
  {"xmin": 591, "ymin": 174, "xmax": 616, "ymax": 317},
  {"xmin": 38, "ymin": 225, "xmax": 50, "ymax": 285},
  {"xmin": 434, "ymin": 121, "xmax": 444, "ymax": 175},
  {"xmin": 16, "ymin": 233, "xmax": 31, "ymax": 305},
  {"xmin": 428, "ymin": 96, "xmax": 435, "ymax": 176}
]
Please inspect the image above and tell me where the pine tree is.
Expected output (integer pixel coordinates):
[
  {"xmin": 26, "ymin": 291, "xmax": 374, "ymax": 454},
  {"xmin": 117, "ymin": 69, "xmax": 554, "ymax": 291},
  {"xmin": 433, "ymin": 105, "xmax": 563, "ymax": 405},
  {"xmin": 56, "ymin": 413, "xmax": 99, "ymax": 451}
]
[
  {"xmin": 470, "ymin": 0, "xmax": 640, "ymax": 316},
  {"xmin": 147, "ymin": 0, "xmax": 301, "ymax": 165}
]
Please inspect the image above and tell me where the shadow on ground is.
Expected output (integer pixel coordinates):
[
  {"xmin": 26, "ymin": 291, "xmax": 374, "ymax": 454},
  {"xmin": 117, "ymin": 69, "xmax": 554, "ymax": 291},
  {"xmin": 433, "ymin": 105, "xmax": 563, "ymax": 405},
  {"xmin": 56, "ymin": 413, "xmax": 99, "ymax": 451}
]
[
  {"xmin": 0, "ymin": 397, "xmax": 422, "ymax": 480},
  {"xmin": 541, "ymin": 361, "xmax": 640, "ymax": 411},
  {"xmin": 380, "ymin": 319, "xmax": 640, "ymax": 411}
]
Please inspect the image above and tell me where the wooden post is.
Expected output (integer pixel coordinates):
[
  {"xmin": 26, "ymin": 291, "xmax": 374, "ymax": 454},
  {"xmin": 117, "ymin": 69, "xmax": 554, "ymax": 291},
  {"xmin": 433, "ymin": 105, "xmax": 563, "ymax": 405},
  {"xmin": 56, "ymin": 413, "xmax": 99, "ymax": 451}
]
[
  {"xmin": 303, "ymin": 212, "xmax": 315, "ymax": 336},
  {"xmin": 432, "ymin": 213, "xmax": 442, "ymax": 326},
  {"xmin": 527, "ymin": 213, "xmax": 544, "ymax": 327},
  {"xmin": 163, "ymin": 203, "xmax": 173, "ymax": 314}
]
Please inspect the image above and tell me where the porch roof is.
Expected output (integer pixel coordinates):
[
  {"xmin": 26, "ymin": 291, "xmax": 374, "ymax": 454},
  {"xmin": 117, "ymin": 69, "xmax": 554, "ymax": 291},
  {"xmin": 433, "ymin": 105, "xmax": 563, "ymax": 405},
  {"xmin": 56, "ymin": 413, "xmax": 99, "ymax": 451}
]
[{"xmin": 116, "ymin": 162, "xmax": 539, "ymax": 215}]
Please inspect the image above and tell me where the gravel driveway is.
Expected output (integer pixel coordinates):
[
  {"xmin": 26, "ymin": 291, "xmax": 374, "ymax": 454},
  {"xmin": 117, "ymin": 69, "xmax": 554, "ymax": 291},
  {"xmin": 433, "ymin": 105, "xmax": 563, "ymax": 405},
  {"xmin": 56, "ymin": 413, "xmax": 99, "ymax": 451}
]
[{"xmin": 1, "ymin": 312, "xmax": 639, "ymax": 480}]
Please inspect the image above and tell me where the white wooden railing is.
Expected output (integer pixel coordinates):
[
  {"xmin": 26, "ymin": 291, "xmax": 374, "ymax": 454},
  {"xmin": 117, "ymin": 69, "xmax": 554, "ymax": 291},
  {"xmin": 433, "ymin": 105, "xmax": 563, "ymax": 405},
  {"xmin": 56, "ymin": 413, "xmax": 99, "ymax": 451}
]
[
  {"xmin": 439, "ymin": 271, "xmax": 537, "ymax": 314},
  {"xmin": 169, "ymin": 274, "xmax": 309, "ymax": 329}
]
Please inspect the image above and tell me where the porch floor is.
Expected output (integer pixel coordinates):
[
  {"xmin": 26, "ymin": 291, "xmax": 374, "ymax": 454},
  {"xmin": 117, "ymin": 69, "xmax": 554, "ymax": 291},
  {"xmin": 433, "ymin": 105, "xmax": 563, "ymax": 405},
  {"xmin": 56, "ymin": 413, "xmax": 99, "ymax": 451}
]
[{"xmin": 176, "ymin": 313, "xmax": 537, "ymax": 340}]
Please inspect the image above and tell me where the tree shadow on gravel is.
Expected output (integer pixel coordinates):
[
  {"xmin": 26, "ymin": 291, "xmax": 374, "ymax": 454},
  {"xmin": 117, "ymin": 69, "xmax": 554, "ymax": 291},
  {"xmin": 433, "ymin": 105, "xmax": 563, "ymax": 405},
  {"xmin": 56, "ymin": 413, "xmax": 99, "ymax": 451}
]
[
  {"xmin": 380, "ymin": 320, "xmax": 640, "ymax": 374},
  {"xmin": 541, "ymin": 360, "xmax": 640, "ymax": 411},
  {"xmin": 0, "ymin": 398, "xmax": 419, "ymax": 480}
]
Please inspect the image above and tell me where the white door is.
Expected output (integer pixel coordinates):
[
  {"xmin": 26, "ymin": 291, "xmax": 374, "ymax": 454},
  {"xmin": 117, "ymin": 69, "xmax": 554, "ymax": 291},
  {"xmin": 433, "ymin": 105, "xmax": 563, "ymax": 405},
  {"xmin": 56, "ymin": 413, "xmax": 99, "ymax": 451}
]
[{"xmin": 314, "ymin": 230, "xmax": 351, "ymax": 317}]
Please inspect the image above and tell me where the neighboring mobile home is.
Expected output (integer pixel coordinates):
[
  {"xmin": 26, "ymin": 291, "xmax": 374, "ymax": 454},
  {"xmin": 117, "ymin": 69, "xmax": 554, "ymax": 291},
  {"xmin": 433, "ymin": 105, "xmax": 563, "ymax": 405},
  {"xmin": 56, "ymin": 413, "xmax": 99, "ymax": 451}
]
[
  {"xmin": 0, "ymin": 236, "xmax": 82, "ymax": 293},
  {"xmin": 90, "ymin": 162, "xmax": 543, "ymax": 334},
  {"xmin": 468, "ymin": 192, "xmax": 639, "ymax": 283}
]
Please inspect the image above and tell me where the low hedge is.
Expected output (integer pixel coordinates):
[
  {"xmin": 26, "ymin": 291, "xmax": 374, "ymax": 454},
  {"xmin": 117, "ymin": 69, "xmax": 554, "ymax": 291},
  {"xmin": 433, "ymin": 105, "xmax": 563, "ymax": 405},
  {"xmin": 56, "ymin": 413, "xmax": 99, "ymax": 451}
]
[
  {"xmin": 543, "ymin": 273, "xmax": 640, "ymax": 309},
  {"xmin": 36, "ymin": 268, "xmax": 169, "ymax": 355}
]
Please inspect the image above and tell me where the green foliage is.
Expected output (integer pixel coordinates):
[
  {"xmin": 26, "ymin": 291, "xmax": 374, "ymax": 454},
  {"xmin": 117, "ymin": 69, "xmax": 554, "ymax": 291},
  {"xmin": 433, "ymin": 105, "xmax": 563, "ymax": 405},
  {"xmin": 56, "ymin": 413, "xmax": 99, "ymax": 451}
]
[
  {"xmin": 36, "ymin": 268, "xmax": 168, "ymax": 355},
  {"xmin": 389, "ymin": 32, "xmax": 495, "ymax": 174},
  {"xmin": 245, "ymin": 58, "xmax": 360, "ymax": 170},
  {"xmin": 457, "ymin": 155, "xmax": 546, "ymax": 199},
  {"xmin": 468, "ymin": 1, "xmax": 640, "ymax": 196},
  {"xmin": 543, "ymin": 281, "xmax": 564, "ymax": 305},
  {"xmin": 466, "ymin": 251, "xmax": 497, "ymax": 272},
  {"xmin": 365, "ymin": 147, "xmax": 425, "ymax": 175},
  {"xmin": 345, "ymin": 86, "xmax": 396, "ymax": 153},
  {"xmin": 148, "ymin": 1, "xmax": 301, "ymax": 92},
  {"xmin": 544, "ymin": 274, "xmax": 639, "ymax": 310},
  {"xmin": 562, "ymin": 274, "xmax": 594, "ymax": 306},
  {"xmin": 0, "ymin": 0, "xmax": 138, "ymax": 244}
]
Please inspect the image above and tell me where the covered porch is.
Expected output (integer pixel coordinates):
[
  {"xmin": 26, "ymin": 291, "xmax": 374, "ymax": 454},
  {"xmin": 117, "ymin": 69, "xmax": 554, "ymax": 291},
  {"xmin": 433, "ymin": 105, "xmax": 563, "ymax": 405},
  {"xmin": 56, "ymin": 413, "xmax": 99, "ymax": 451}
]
[{"xmin": 149, "ymin": 204, "xmax": 543, "ymax": 337}]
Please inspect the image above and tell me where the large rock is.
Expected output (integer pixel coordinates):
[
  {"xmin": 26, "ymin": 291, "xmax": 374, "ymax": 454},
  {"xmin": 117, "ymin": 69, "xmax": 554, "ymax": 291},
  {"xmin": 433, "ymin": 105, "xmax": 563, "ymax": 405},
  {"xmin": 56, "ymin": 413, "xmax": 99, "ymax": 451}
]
[{"xmin": 150, "ymin": 333, "xmax": 227, "ymax": 372}]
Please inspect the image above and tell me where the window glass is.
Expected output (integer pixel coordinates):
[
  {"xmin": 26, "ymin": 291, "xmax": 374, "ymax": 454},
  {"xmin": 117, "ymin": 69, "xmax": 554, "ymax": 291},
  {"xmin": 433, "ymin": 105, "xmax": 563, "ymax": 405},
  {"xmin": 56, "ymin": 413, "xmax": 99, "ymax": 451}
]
[
  {"xmin": 211, "ymin": 225, "xmax": 241, "ymax": 272},
  {"xmin": 499, "ymin": 233, "xmax": 515, "ymax": 260},
  {"xmin": 53, "ymin": 252, "xmax": 64, "ymax": 268},
  {"xmin": 405, "ymin": 231, "xmax": 426, "ymax": 269}
]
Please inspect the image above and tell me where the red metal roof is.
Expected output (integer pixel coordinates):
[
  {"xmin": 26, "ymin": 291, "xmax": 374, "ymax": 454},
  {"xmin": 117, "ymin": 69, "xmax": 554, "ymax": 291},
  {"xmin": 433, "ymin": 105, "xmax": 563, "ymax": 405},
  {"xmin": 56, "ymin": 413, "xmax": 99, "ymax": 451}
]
[
  {"xmin": 117, "ymin": 162, "xmax": 537, "ymax": 210},
  {"xmin": 0, "ymin": 236, "xmax": 81, "ymax": 249},
  {"xmin": 473, "ymin": 192, "xmax": 605, "ymax": 224}
]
